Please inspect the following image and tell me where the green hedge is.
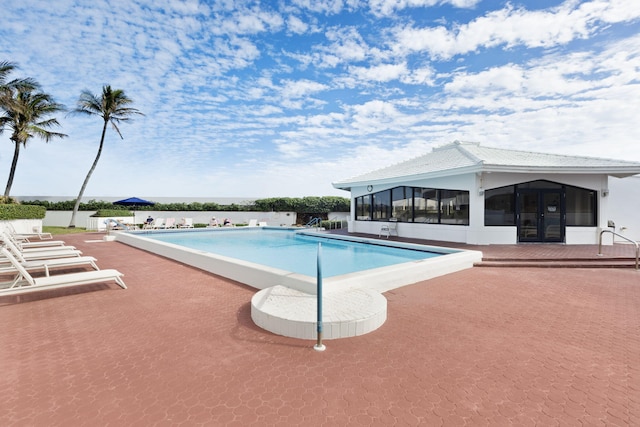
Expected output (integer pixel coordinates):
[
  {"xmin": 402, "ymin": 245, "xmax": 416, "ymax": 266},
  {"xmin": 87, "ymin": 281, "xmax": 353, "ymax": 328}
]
[
  {"xmin": 25, "ymin": 196, "xmax": 350, "ymax": 213},
  {"xmin": 0, "ymin": 204, "xmax": 46, "ymax": 220},
  {"xmin": 91, "ymin": 209, "xmax": 133, "ymax": 217}
]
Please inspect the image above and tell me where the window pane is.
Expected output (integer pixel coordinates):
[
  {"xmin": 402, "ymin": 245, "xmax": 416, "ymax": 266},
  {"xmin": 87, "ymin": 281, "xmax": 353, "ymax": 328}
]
[
  {"xmin": 414, "ymin": 188, "xmax": 439, "ymax": 223},
  {"xmin": 441, "ymin": 190, "xmax": 469, "ymax": 225},
  {"xmin": 518, "ymin": 180, "xmax": 562, "ymax": 189},
  {"xmin": 566, "ymin": 186, "xmax": 596, "ymax": 226},
  {"xmin": 372, "ymin": 190, "xmax": 391, "ymax": 221},
  {"xmin": 485, "ymin": 186, "xmax": 515, "ymax": 225},
  {"xmin": 356, "ymin": 195, "xmax": 371, "ymax": 220},
  {"xmin": 392, "ymin": 187, "xmax": 413, "ymax": 222}
]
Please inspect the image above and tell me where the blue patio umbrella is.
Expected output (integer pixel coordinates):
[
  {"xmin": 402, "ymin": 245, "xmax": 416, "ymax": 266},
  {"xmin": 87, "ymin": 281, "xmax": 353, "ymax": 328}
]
[{"xmin": 113, "ymin": 197, "xmax": 156, "ymax": 225}]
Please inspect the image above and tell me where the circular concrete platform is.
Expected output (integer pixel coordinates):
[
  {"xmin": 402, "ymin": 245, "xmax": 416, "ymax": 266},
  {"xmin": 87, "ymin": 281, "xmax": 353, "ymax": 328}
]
[{"xmin": 251, "ymin": 285, "xmax": 387, "ymax": 340}]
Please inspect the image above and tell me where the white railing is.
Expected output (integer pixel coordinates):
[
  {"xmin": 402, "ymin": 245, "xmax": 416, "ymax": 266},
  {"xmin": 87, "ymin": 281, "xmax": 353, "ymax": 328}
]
[{"xmin": 598, "ymin": 229, "xmax": 639, "ymax": 270}]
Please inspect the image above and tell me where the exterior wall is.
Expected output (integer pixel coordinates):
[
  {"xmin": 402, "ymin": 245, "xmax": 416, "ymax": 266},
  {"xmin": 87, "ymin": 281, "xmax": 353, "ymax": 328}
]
[
  {"xmin": 565, "ymin": 227, "xmax": 602, "ymax": 245},
  {"xmin": 607, "ymin": 175, "xmax": 640, "ymax": 242},
  {"xmin": 44, "ymin": 211, "xmax": 298, "ymax": 229},
  {"xmin": 349, "ymin": 172, "xmax": 478, "ymax": 244},
  {"xmin": 347, "ymin": 171, "xmax": 624, "ymax": 245},
  {"xmin": 0, "ymin": 219, "xmax": 44, "ymax": 234}
]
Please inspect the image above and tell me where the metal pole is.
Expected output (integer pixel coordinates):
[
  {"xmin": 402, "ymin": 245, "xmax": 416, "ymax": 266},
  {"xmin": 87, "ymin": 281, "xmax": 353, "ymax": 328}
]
[{"xmin": 314, "ymin": 242, "xmax": 326, "ymax": 351}]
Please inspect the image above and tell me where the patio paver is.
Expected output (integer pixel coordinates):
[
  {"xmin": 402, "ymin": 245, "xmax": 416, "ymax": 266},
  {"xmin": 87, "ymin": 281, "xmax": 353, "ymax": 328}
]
[{"xmin": 0, "ymin": 232, "xmax": 639, "ymax": 426}]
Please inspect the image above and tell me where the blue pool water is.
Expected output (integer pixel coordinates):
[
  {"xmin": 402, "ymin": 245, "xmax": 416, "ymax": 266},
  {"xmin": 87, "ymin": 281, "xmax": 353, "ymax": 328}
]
[{"xmin": 143, "ymin": 229, "xmax": 443, "ymax": 278}]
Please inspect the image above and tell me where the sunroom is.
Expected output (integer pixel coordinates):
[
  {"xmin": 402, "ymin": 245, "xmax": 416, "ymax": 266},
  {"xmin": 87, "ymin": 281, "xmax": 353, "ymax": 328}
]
[{"xmin": 332, "ymin": 141, "xmax": 640, "ymax": 245}]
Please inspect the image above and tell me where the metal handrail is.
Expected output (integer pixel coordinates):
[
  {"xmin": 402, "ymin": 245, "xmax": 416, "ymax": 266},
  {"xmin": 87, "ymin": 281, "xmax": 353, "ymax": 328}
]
[
  {"xmin": 598, "ymin": 229, "xmax": 639, "ymax": 270},
  {"xmin": 305, "ymin": 217, "xmax": 322, "ymax": 228},
  {"xmin": 327, "ymin": 216, "xmax": 347, "ymax": 230}
]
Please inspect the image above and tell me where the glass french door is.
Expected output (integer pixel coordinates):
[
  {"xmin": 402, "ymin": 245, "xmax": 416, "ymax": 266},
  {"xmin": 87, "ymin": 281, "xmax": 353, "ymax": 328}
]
[{"xmin": 518, "ymin": 189, "xmax": 564, "ymax": 242}]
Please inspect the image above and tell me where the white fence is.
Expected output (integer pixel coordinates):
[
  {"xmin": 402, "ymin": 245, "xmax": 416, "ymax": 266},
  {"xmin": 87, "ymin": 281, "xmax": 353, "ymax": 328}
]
[{"xmin": 44, "ymin": 211, "xmax": 300, "ymax": 230}]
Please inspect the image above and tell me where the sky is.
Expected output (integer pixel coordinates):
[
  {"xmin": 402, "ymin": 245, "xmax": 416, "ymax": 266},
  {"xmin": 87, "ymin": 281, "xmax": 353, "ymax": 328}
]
[{"xmin": 1, "ymin": 0, "xmax": 639, "ymax": 201}]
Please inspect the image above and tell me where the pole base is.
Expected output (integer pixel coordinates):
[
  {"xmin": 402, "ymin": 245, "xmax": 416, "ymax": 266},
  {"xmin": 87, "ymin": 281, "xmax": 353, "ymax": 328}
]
[{"xmin": 313, "ymin": 344, "xmax": 326, "ymax": 352}]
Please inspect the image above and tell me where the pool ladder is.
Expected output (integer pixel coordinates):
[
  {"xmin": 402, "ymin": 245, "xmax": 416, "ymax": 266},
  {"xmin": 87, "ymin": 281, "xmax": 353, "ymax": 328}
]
[{"xmin": 306, "ymin": 217, "xmax": 322, "ymax": 229}]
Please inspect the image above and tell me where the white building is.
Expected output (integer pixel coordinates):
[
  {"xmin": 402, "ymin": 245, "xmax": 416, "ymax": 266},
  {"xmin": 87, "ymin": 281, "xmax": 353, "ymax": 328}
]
[{"xmin": 332, "ymin": 141, "xmax": 640, "ymax": 245}]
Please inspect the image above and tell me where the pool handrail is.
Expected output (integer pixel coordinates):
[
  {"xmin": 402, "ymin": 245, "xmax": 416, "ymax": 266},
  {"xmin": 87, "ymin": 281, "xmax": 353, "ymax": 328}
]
[{"xmin": 597, "ymin": 229, "xmax": 639, "ymax": 270}]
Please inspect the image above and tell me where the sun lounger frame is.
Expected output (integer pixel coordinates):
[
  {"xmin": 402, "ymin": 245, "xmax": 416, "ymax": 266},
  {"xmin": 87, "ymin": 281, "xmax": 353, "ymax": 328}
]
[{"xmin": 0, "ymin": 248, "xmax": 126, "ymax": 296}]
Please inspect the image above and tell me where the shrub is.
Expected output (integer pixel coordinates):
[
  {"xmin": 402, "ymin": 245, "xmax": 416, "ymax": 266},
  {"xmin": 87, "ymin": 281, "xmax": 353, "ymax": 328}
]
[
  {"xmin": 0, "ymin": 204, "xmax": 46, "ymax": 220},
  {"xmin": 91, "ymin": 209, "xmax": 133, "ymax": 217}
]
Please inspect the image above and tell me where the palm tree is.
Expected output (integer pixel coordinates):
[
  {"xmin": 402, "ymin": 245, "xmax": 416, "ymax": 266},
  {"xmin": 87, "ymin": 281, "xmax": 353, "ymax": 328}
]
[
  {"xmin": 1, "ymin": 88, "xmax": 67, "ymax": 198},
  {"xmin": 68, "ymin": 85, "xmax": 143, "ymax": 228},
  {"xmin": 0, "ymin": 60, "xmax": 39, "ymax": 135},
  {"xmin": 0, "ymin": 61, "xmax": 17, "ymax": 92}
]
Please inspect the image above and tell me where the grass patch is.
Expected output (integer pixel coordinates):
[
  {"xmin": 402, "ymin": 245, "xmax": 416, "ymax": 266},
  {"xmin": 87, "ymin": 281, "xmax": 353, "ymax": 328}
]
[{"xmin": 43, "ymin": 226, "xmax": 90, "ymax": 235}]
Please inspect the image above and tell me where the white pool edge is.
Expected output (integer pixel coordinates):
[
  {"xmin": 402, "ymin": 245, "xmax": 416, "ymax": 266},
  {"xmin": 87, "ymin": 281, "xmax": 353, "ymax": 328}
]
[{"xmin": 115, "ymin": 228, "xmax": 483, "ymax": 340}]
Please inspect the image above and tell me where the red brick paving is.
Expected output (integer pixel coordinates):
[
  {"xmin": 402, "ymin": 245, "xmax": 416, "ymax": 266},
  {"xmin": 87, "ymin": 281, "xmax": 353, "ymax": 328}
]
[{"xmin": 0, "ymin": 232, "xmax": 639, "ymax": 426}]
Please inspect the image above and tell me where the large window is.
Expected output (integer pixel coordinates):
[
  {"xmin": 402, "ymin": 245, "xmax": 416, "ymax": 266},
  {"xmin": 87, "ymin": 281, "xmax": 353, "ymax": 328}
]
[
  {"xmin": 372, "ymin": 190, "xmax": 391, "ymax": 220},
  {"xmin": 392, "ymin": 187, "xmax": 413, "ymax": 222},
  {"xmin": 484, "ymin": 181, "xmax": 596, "ymax": 227},
  {"xmin": 357, "ymin": 186, "xmax": 469, "ymax": 225},
  {"xmin": 414, "ymin": 188, "xmax": 438, "ymax": 223},
  {"xmin": 485, "ymin": 185, "xmax": 515, "ymax": 225},
  {"xmin": 355, "ymin": 195, "xmax": 371, "ymax": 220},
  {"xmin": 441, "ymin": 190, "xmax": 470, "ymax": 225},
  {"xmin": 566, "ymin": 186, "xmax": 596, "ymax": 226}
]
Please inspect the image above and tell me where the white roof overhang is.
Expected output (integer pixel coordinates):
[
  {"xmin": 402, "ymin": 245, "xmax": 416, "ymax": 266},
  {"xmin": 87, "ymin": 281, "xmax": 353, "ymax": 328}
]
[{"xmin": 333, "ymin": 164, "xmax": 640, "ymax": 191}]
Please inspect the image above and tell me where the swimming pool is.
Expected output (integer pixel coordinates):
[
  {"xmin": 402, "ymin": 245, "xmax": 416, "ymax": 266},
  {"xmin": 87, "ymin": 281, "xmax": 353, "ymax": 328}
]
[
  {"xmin": 141, "ymin": 228, "xmax": 442, "ymax": 278},
  {"xmin": 114, "ymin": 227, "xmax": 482, "ymax": 340},
  {"xmin": 115, "ymin": 227, "xmax": 482, "ymax": 294}
]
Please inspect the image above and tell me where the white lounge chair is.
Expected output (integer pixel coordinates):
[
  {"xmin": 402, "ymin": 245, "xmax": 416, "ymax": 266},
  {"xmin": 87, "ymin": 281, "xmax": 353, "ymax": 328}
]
[
  {"xmin": 248, "ymin": 219, "xmax": 258, "ymax": 227},
  {"xmin": 379, "ymin": 218, "xmax": 398, "ymax": 238},
  {"xmin": 179, "ymin": 218, "xmax": 194, "ymax": 228},
  {"xmin": 1, "ymin": 230, "xmax": 66, "ymax": 249},
  {"xmin": 0, "ymin": 248, "xmax": 126, "ymax": 296},
  {"xmin": 4, "ymin": 223, "xmax": 53, "ymax": 240},
  {"xmin": 0, "ymin": 244, "xmax": 99, "ymax": 276},
  {"xmin": 12, "ymin": 242, "xmax": 77, "ymax": 254},
  {"xmin": 258, "ymin": 221, "xmax": 267, "ymax": 227},
  {"xmin": 1, "ymin": 238, "xmax": 82, "ymax": 261},
  {"xmin": 165, "ymin": 218, "xmax": 176, "ymax": 229},
  {"xmin": 151, "ymin": 218, "xmax": 165, "ymax": 229}
]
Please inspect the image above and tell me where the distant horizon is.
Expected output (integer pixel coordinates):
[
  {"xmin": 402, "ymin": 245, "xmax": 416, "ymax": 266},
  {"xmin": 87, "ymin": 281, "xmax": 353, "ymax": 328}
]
[
  {"xmin": 2, "ymin": 1, "xmax": 639, "ymax": 199},
  {"xmin": 14, "ymin": 194, "xmax": 348, "ymax": 204}
]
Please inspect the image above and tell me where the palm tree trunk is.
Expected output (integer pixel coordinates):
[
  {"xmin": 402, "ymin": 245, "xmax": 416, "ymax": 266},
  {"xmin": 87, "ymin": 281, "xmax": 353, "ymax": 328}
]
[
  {"xmin": 68, "ymin": 121, "xmax": 108, "ymax": 228},
  {"xmin": 4, "ymin": 140, "xmax": 21, "ymax": 198}
]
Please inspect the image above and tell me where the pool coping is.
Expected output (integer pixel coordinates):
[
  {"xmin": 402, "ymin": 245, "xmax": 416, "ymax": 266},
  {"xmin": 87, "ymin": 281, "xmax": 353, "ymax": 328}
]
[
  {"xmin": 115, "ymin": 227, "xmax": 482, "ymax": 293},
  {"xmin": 114, "ymin": 227, "xmax": 483, "ymax": 339}
]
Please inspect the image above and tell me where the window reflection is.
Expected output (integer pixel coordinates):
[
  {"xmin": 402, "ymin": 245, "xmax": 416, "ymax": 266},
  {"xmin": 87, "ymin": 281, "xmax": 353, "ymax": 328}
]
[
  {"xmin": 484, "ymin": 181, "xmax": 596, "ymax": 227},
  {"xmin": 356, "ymin": 186, "xmax": 469, "ymax": 225}
]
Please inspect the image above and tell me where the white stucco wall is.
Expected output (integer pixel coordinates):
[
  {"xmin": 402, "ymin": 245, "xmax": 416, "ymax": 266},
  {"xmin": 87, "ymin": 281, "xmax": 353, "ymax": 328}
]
[
  {"xmin": 43, "ymin": 211, "xmax": 299, "ymax": 229},
  {"xmin": 607, "ymin": 175, "xmax": 640, "ymax": 242},
  {"xmin": 346, "ymin": 172, "xmax": 634, "ymax": 245},
  {"xmin": 0, "ymin": 219, "xmax": 44, "ymax": 235}
]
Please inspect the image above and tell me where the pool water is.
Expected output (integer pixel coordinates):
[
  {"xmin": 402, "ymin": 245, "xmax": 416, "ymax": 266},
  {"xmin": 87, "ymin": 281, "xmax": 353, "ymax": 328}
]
[{"xmin": 144, "ymin": 229, "xmax": 442, "ymax": 278}]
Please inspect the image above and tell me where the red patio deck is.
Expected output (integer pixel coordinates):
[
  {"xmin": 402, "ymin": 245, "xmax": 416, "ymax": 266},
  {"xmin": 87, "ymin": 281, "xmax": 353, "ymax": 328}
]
[{"xmin": 0, "ymin": 232, "xmax": 638, "ymax": 426}]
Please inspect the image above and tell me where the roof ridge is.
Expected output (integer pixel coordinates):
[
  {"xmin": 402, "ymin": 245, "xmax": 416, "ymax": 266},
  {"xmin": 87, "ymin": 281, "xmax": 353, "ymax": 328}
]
[
  {"xmin": 454, "ymin": 141, "xmax": 484, "ymax": 165},
  {"xmin": 476, "ymin": 144, "xmax": 640, "ymax": 165}
]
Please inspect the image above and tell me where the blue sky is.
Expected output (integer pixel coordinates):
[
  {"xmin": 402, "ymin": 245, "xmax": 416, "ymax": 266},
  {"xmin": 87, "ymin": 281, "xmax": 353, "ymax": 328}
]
[{"xmin": 1, "ymin": 0, "xmax": 639, "ymax": 200}]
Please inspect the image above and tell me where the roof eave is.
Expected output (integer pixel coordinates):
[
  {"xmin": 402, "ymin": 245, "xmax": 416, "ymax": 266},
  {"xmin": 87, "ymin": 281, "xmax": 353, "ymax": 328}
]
[
  {"xmin": 483, "ymin": 165, "xmax": 640, "ymax": 177},
  {"xmin": 332, "ymin": 165, "xmax": 640, "ymax": 191},
  {"xmin": 332, "ymin": 165, "xmax": 483, "ymax": 190}
]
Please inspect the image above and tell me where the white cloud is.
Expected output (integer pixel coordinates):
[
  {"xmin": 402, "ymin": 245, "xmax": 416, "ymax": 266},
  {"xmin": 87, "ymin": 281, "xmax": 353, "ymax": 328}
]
[
  {"xmin": 1, "ymin": 0, "xmax": 639, "ymax": 200},
  {"xmin": 348, "ymin": 62, "xmax": 407, "ymax": 82},
  {"xmin": 314, "ymin": 27, "xmax": 372, "ymax": 67},
  {"xmin": 290, "ymin": 0, "xmax": 351, "ymax": 15},
  {"xmin": 368, "ymin": 0, "xmax": 481, "ymax": 16},
  {"xmin": 287, "ymin": 15, "xmax": 309, "ymax": 34},
  {"xmin": 279, "ymin": 79, "xmax": 329, "ymax": 99},
  {"xmin": 390, "ymin": 0, "xmax": 640, "ymax": 59}
]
